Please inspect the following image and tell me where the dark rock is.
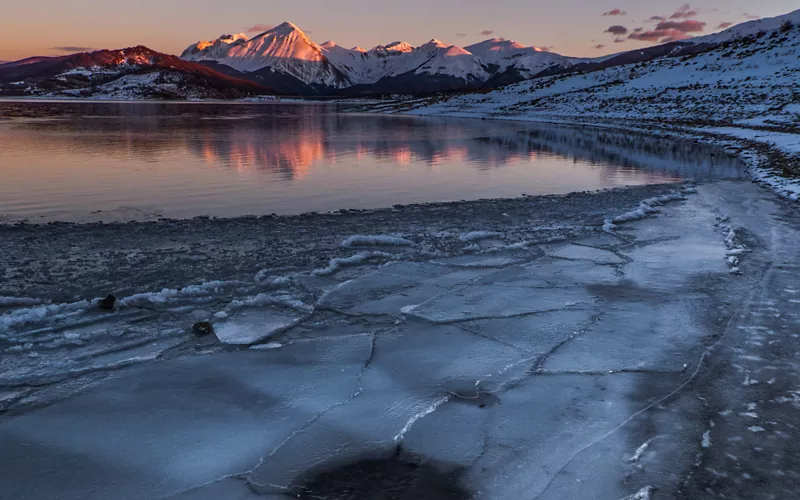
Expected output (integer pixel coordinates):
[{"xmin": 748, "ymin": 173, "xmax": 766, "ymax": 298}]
[
  {"xmin": 97, "ymin": 294, "xmax": 116, "ymax": 311},
  {"xmin": 192, "ymin": 321, "xmax": 214, "ymax": 337}
]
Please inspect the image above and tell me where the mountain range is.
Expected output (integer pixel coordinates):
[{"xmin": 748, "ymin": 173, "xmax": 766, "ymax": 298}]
[
  {"xmin": 179, "ymin": 22, "xmax": 581, "ymax": 95},
  {"xmin": 0, "ymin": 12, "xmax": 797, "ymax": 99}
]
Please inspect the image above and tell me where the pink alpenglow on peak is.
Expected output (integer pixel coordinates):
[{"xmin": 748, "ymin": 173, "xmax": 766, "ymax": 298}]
[{"xmin": 181, "ymin": 21, "xmax": 575, "ymax": 88}]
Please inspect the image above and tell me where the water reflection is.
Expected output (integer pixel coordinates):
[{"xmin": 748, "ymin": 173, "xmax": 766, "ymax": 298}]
[{"xmin": 0, "ymin": 101, "xmax": 745, "ymax": 221}]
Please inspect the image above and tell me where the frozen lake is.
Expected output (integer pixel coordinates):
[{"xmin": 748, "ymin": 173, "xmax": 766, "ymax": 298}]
[{"xmin": 0, "ymin": 100, "xmax": 745, "ymax": 222}]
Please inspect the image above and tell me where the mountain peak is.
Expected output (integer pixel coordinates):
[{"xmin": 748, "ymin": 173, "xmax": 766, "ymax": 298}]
[
  {"xmin": 272, "ymin": 22, "xmax": 303, "ymax": 35},
  {"xmin": 385, "ymin": 41, "xmax": 413, "ymax": 51},
  {"xmin": 423, "ymin": 39, "xmax": 450, "ymax": 49}
]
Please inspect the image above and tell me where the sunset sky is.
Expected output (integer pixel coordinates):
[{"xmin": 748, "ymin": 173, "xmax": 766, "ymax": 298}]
[{"xmin": 0, "ymin": 0, "xmax": 797, "ymax": 62}]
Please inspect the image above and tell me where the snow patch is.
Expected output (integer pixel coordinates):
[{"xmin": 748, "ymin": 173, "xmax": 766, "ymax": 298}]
[
  {"xmin": 459, "ymin": 231, "xmax": 504, "ymax": 242},
  {"xmin": 622, "ymin": 485, "xmax": 655, "ymax": 500},
  {"xmin": 0, "ymin": 300, "xmax": 91, "ymax": 330},
  {"xmin": 702, "ymin": 430, "xmax": 712, "ymax": 448},
  {"xmin": 311, "ymin": 251, "xmax": 394, "ymax": 276},
  {"xmin": 0, "ymin": 296, "xmax": 44, "ymax": 307},
  {"xmin": 119, "ymin": 280, "xmax": 230, "ymax": 307},
  {"xmin": 628, "ymin": 438, "xmax": 653, "ymax": 462},
  {"xmin": 603, "ymin": 192, "xmax": 685, "ymax": 232},
  {"xmin": 341, "ymin": 235, "xmax": 414, "ymax": 248},
  {"xmin": 250, "ymin": 342, "xmax": 283, "ymax": 350}
]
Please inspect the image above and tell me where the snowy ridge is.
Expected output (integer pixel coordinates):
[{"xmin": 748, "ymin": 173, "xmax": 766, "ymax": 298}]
[
  {"xmin": 181, "ymin": 22, "xmax": 572, "ymax": 90},
  {"xmin": 692, "ymin": 9, "xmax": 800, "ymax": 44},
  {"xmin": 465, "ymin": 38, "xmax": 572, "ymax": 77}
]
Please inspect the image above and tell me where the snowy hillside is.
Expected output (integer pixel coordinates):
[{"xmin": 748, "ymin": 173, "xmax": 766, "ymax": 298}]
[
  {"xmin": 398, "ymin": 10, "xmax": 800, "ymax": 125},
  {"xmin": 0, "ymin": 46, "xmax": 275, "ymax": 99}
]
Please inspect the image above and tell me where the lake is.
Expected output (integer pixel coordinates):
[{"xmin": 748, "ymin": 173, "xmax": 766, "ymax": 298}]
[{"xmin": 0, "ymin": 100, "xmax": 746, "ymax": 222}]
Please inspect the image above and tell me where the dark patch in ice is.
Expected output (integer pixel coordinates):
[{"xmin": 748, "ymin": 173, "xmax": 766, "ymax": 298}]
[
  {"xmin": 296, "ymin": 450, "xmax": 470, "ymax": 500},
  {"xmin": 192, "ymin": 321, "xmax": 214, "ymax": 337}
]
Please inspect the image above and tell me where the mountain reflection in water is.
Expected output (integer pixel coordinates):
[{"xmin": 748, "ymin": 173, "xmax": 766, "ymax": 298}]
[{"xmin": 0, "ymin": 101, "xmax": 746, "ymax": 221}]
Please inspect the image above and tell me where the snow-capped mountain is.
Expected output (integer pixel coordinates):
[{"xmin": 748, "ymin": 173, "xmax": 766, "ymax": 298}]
[
  {"xmin": 465, "ymin": 38, "xmax": 572, "ymax": 77},
  {"xmin": 182, "ymin": 22, "xmax": 351, "ymax": 89},
  {"xmin": 0, "ymin": 46, "xmax": 275, "ymax": 99},
  {"xmin": 181, "ymin": 23, "xmax": 571, "ymax": 94},
  {"xmin": 181, "ymin": 33, "xmax": 249, "ymax": 60}
]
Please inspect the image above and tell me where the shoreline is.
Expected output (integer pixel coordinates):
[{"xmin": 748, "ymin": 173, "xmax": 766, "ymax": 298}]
[
  {"xmin": 365, "ymin": 103, "xmax": 800, "ymax": 201},
  {"xmin": 0, "ymin": 182, "xmax": 690, "ymax": 301}
]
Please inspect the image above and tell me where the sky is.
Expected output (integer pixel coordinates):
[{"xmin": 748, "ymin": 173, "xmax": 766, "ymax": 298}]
[{"xmin": 0, "ymin": 0, "xmax": 797, "ymax": 62}]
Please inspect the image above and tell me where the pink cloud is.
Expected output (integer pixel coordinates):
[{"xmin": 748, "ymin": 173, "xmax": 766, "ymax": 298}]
[
  {"xmin": 594, "ymin": 44, "xmax": 606, "ymax": 49},
  {"xmin": 479, "ymin": 30, "xmax": 495, "ymax": 36},
  {"xmin": 670, "ymin": 4, "xmax": 698, "ymax": 19},
  {"xmin": 628, "ymin": 19, "xmax": 705, "ymax": 43},
  {"xmin": 603, "ymin": 9, "xmax": 626, "ymax": 17},
  {"xmin": 717, "ymin": 22, "xmax": 733, "ymax": 29},
  {"xmin": 646, "ymin": 16, "xmax": 666, "ymax": 23}
]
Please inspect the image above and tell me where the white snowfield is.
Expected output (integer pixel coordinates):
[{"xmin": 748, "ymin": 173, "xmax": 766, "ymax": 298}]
[
  {"xmin": 181, "ymin": 22, "xmax": 576, "ymax": 87},
  {"xmin": 377, "ymin": 10, "xmax": 800, "ymax": 200}
]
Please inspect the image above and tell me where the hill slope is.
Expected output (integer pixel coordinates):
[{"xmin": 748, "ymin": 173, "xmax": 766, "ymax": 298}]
[
  {"xmin": 393, "ymin": 10, "xmax": 799, "ymax": 127},
  {"xmin": 0, "ymin": 46, "xmax": 276, "ymax": 99}
]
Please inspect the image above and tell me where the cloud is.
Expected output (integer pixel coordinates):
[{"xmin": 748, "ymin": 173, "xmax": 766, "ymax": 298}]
[
  {"xmin": 246, "ymin": 24, "xmax": 273, "ymax": 33},
  {"xmin": 742, "ymin": 13, "xmax": 760, "ymax": 20},
  {"xmin": 633, "ymin": 27, "xmax": 643, "ymax": 32},
  {"xmin": 646, "ymin": 16, "xmax": 666, "ymax": 23},
  {"xmin": 629, "ymin": 31, "xmax": 674, "ymax": 42},
  {"xmin": 49, "ymin": 46, "xmax": 95, "ymax": 53},
  {"xmin": 479, "ymin": 30, "xmax": 494, "ymax": 36},
  {"xmin": 603, "ymin": 9, "xmax": 626, "ymax": 16},
  {"xmin": 605, "ymin": 25, "xmax": 628, "ymax": 35},
  {"xmin": 717, "ymin": 22, "xmax": 733, "ymax": 29},
  {"xmin": 614, "ymin": 37, "xmax": 626, "ymax": 43},
  {"xmin": 628, "ymin": 20, "xmax": 705, "ymax": 43},
  {"xmin": 594, "ymin": 44, "xmax": 606, "ymax": 49},
  {"xmin": 455, "ymin": 32, "xmax": 467, "ymax": 37},
  {"xmin": 670, "ymin": 4, "xmax": 698, "ymax": 19},
  {"xmin": 656, "ymin": 20, "xmax": 706, "ymax": 32}
]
